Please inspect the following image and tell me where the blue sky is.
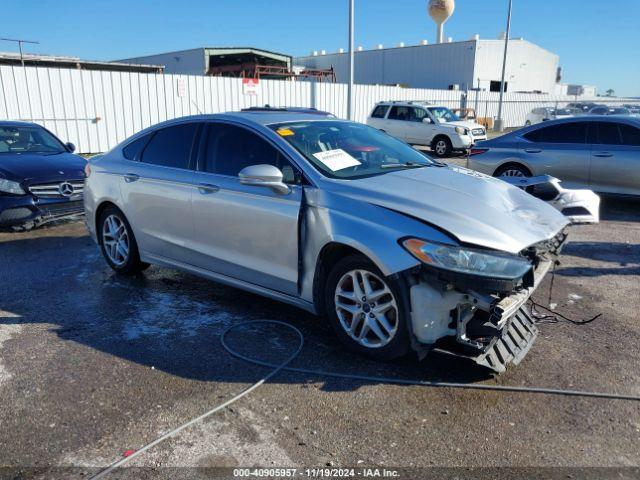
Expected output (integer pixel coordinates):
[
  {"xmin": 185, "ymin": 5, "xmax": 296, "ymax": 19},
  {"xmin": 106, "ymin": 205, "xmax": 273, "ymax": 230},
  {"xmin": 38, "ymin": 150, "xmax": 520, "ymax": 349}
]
[{"xmin": 4, "ymin": 0, "xmax": 639, "ymax": 96}]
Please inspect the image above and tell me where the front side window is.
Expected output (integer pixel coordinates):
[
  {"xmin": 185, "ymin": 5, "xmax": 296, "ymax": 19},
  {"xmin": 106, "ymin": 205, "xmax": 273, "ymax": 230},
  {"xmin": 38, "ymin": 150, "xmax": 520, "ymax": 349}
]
[
  {"xmin": 427, "ymin": 107, "xmax": 459, "ymax": 123},
  {"xmin": 597, "ymin": 122, "xmax": 622, "ymax": 145},
  {"xmin": 371, "ymin": 105, "xmax": 390, "ymax": 118},
  {"xmin": 0, "ymin": 126, "xmax": 66, "ymax": 154},
  {"xmin": 410, "ymin": 108, "xmax": 429, "ymax": 122},
  {"xmin": 203, "ymin": 124, "xmax": 300, "ymax": 184},
  {"xmin": 620, "ymin": 124, "xmax": 640, "ymax": 146},
  {"xmin": 524, "ymin": 122, "xmax": 587, "ymax": 144},
  {"xmin": 140, "ymin": 123, "xmax": 199, "ymax": 169},
  {"xmin": 269, "ymin": 120, "xmax": 439, "ymax": 180}
]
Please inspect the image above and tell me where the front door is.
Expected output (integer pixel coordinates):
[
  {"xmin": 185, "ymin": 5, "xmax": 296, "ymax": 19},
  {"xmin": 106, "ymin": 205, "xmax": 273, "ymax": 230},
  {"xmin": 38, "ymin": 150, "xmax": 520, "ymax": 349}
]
[{"xmin": 190, "ymin": 123, "xmax": 303, "ymax": 295}]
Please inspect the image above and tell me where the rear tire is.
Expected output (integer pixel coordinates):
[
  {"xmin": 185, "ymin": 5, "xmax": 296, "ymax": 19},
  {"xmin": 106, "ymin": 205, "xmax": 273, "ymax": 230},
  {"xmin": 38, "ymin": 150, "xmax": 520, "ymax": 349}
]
[
  {"xmin": 324, "ymin": 254, "xmax": 410, "ymax": 361},
  {"xmin": 432, "ymin": 136, "xmax": 452, "ymax": 158},
  {"xmin": 98, "ymin": 206, "xmax": 149, "ymax": 275},
  {"xmin": 494, "ymin": 163, "xmax": 532, "ymax": 178}
]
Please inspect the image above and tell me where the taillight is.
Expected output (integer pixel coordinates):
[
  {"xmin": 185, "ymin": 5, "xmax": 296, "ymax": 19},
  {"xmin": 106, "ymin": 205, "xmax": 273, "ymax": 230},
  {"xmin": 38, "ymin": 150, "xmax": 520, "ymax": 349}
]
[
  {"xmin": 84, "ymin": 163, "xmax": 92, "ymax": 178},
  {"xmin": 469, "ymin": 148, "xmax": 489, "ymax": 156}
]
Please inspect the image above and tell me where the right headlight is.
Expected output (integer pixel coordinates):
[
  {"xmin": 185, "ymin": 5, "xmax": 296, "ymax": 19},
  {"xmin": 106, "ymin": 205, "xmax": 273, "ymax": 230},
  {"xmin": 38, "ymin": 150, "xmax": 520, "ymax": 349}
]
[
  {"xmin": 0, "ymin": 178, "xmax": 25, "ymax": 195},
  {"xmin": 402, "ymin": 238, "xmax": 532, "ymax": 280}
]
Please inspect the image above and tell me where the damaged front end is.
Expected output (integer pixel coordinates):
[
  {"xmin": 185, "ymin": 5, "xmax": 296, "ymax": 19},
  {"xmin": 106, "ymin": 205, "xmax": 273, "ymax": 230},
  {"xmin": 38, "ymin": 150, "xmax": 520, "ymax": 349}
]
[{"xmin": 405, "ymin": 230, "xmax": 568, "ymax": 373}]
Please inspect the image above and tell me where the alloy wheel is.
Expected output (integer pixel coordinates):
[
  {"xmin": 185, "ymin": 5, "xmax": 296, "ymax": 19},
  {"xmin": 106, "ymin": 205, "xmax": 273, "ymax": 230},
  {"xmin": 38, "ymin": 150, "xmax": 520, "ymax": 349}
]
[
  {"xmin": 500, "ymin": 169, "xmax": 526, "ymax": 177},
  {"xmin": 102, "ymin": 214, "xmax": 130, "ymax": 266},
  {"xmin": 435, "ymin": 140, "xmax": 448, "ymax": 156},
  {"xmin": 334, "ymin": 269, "xmax": 399, "ymax": 348}
]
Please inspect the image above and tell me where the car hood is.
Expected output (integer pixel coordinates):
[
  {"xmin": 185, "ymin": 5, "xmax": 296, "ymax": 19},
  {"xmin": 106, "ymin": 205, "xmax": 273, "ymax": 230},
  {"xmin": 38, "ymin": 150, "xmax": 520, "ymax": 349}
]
[
  {"xmin": 445, "ymin": 120, "xmax": 485, "ymax": 130},
  {"xmin": 328, "ymin": 166, "xmax": 569, "ymax": 254},
  {"xmin": 0, "ymin": 152, "xmax": 86, "ymax": 183}
]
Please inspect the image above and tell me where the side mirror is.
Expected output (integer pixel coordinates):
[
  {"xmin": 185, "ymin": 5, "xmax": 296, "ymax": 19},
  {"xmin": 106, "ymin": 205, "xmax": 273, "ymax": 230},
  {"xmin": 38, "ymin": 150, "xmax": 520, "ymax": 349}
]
[
  {"xmin": 422, "ymin": 118, "xmax": 432, "ymax": 124},
  {"xmin": 238, "ymin": 164, "xmax": 291, "ymax": 195},
  {"xmin": 66, "ymin": 142, "xmax": 76, "ymax": 153}
]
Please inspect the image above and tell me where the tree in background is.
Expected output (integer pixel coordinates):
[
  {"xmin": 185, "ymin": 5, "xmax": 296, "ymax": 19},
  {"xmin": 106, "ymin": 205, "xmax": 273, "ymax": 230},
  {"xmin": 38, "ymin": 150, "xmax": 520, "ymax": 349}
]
[{"xmin": 605, "ymin": 89, "xmax": 615, "ymax": 97}]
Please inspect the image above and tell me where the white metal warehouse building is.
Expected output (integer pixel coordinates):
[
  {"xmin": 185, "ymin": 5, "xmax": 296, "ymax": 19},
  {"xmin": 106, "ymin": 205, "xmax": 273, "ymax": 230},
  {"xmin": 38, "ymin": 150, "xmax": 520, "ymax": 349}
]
[{"xmin": 295, "ymin": 38, "xmax": 560, "ymax": 94}]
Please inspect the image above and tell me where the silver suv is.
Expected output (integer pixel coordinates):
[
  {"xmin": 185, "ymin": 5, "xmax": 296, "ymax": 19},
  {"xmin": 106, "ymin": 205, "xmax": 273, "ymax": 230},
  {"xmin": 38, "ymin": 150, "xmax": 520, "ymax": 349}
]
[{"xmin": 84, "ymin": 112, "xmax": 568, "ymax": 371}]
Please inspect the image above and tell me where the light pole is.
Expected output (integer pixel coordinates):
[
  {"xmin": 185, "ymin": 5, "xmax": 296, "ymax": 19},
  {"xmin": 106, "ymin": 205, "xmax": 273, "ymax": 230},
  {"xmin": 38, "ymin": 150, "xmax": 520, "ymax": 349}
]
[
  {"xmin": 495, "ymin": 0, "xmax": 512, "ymax": 132},
  {"xmin": 347, "ymin": 0, "xmax": 355, "ymax": 120}
]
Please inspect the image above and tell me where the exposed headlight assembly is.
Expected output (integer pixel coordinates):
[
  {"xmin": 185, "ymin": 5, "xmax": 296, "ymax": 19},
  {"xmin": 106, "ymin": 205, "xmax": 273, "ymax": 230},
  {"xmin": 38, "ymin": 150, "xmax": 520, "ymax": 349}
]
[
  {"xmin": 402, "ymin": 238, "xmax": 532, "ymax": 280},
  {"xmin": 0, "ymin": 178, "xmax": 25, "ymax": 195},
  {"xmin": 455, "ymin": 126, "xmax": 470, "ymax": 135}
]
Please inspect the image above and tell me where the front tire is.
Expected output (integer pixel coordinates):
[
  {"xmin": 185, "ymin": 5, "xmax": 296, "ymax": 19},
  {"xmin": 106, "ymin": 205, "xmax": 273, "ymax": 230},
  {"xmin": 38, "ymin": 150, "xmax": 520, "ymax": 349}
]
[
  {"xmin": 432, "ymin": 137, "xmax": 452, "ymax": 158},
  {"xmin": 324, "ymin": 254, "xmax": 410, "ymax": 361},
  {"xmin": 98, "ymin": 206, "xmax": 149, "ymax": 275}
]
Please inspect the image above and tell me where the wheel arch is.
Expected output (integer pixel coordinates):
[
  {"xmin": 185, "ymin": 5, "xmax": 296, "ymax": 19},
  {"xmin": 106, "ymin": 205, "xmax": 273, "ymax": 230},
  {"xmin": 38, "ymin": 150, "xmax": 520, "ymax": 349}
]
[{"xmin": 493, "ymin": 161, "xmax": 533, "ymax": 178}]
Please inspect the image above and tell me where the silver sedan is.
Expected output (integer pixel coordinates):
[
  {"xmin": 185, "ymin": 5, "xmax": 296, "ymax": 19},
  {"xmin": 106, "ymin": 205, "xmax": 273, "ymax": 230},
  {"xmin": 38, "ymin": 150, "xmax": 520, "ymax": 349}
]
[
  {"xmin": 468, "ymin": 116, "xmax": 640, "ymax": 196},
  {"xmin": 84, "ymin": 112, "xmax": 569, "ymax": 372}
]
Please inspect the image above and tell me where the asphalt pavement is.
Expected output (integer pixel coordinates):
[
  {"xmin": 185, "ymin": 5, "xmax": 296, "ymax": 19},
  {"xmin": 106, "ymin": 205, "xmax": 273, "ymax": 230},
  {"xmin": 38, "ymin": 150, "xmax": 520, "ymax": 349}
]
[{"xmin": 1, "ymin": 195, "xmax": 639, "ymax": 479}]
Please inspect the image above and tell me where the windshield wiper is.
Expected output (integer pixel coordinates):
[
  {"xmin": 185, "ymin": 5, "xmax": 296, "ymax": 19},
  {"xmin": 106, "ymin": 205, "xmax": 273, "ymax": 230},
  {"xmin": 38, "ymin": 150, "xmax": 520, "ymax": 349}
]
[{"xmin": 380, "ymin": 162, "xmax": 428, "ymax": 169}]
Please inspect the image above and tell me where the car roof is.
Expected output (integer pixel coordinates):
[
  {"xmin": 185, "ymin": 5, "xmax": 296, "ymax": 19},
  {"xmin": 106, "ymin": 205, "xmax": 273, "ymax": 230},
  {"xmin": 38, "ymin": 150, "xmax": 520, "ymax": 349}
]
[{"xmin": 0, "ymin": 120, "xmax": 41, "ymax": 128}]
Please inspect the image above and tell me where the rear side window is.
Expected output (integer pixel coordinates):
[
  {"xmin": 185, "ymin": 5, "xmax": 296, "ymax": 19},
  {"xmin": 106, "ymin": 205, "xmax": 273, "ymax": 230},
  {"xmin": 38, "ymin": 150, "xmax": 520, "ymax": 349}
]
[
  {"xmin": 371, "ymin": 105, "xmax": 389, "ymax": 118},
  {"xmin": 122, "ymin": 134, "xmax": 152, "ymax": 161},
  {"xmin": 524, "ymin": 122, "xmax": 587, "ymax": 144},
  {"xmin": 619, "ymin": 124, "xmax": 640, "ymax": 146},
  {"xmin": 203, "ymin": 124, "xmax": 300, "ymax": 183},
  {"xmin": 596, "ymin": 122, "xmax": 622, "ymax": 145},
  {"xmin": 388, "ymin": 106, "xmax": 411, "ymax": 121},
  {"xmin": 140, "ymin": 123, "xmax": 199, "ymax": 169}
]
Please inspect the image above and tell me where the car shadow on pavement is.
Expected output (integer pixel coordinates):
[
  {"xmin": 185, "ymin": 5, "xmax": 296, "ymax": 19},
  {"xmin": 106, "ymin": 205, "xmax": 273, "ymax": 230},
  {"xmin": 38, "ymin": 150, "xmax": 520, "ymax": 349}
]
[
  {"xmin": 558, "ymin": 241, "xmax": 639, "ymax": 277},
  {"xmin": 0, "ymin": 232, "xmax": 494, "ymax": 397}
]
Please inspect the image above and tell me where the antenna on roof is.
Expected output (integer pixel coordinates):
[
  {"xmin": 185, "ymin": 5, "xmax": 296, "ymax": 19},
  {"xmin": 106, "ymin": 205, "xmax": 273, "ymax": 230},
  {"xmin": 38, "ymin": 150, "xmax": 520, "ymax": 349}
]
[{"xmin": 190, "ymin": 100, "xmax": 203, "ymax": 115}]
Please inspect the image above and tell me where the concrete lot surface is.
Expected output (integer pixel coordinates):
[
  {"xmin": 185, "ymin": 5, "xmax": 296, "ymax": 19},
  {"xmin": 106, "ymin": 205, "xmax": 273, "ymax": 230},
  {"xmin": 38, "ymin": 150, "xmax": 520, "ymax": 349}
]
[{"xmin": 1, "ymin": 196, "xmax": 639, "ymax": 479}]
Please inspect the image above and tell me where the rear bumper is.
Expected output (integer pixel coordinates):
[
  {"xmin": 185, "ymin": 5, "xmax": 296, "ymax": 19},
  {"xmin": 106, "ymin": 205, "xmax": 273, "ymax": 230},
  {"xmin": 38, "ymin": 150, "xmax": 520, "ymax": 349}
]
[{"xmin": 0, "ymin": 195, "xmax": 84, "ymax": 228}]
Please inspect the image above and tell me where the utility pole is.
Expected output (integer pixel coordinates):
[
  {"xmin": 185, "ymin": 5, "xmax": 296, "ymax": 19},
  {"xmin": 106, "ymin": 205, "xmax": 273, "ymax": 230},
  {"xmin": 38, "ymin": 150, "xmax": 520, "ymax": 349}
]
[
  {"xmin": 347, "ymin": 0, "xmax": 355, "ymax": 120},
  {"xmin": 0, "ymin": 38, "xmax": 39, "ymax": 67},
  {"xmin": 495, "ymin": 0, "xmax": 512, "ymax": 132}
]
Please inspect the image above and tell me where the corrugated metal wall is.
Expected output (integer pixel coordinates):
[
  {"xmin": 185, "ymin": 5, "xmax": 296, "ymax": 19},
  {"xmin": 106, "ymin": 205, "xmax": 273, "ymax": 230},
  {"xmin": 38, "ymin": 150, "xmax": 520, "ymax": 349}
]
[{"xmin": 0, "ymin": 65, "xmax": 627, "ymax": 154}]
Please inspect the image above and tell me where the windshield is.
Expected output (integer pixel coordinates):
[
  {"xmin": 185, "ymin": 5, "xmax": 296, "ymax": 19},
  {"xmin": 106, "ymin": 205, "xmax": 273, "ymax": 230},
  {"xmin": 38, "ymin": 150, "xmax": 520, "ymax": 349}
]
[
  {"xmin": 0, "ymin": 126, "xmax": 67, "ymax": 154},
  {"xmin": 270, "ymin": 120, "xmax": 440, "ymax": 179},
  {"xmin": 552, "ymin": 109, "xmax": 573, "ymax": 116},
  {"xmin": 427, "ymin": 107, "xmax": 459, "ymax": 123}
]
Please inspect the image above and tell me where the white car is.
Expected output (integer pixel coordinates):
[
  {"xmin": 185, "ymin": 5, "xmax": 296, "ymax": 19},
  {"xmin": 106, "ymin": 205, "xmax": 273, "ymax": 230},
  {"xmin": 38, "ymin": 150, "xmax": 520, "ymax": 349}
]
[
  {"xmin": 366, "ymin": 101, "xmax": 487, "ymax": 157},
  {"xmin": 525, "ymin": 107, "xmax": 573, "ymax": 126}
]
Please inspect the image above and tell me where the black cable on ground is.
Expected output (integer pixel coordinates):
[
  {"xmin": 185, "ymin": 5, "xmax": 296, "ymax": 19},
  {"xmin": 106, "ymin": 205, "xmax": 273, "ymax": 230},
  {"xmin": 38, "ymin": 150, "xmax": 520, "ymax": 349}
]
[{"xmin": 90, "ymin": 318, "xmax": 638, "ymax": 479}]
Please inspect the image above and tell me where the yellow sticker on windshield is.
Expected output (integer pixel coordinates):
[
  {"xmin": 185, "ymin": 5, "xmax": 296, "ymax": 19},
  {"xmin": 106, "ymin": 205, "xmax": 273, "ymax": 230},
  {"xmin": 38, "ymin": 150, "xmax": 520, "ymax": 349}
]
[{"xmin": 277, "ymin": 128, "xmax": 295, "ymax": 136}]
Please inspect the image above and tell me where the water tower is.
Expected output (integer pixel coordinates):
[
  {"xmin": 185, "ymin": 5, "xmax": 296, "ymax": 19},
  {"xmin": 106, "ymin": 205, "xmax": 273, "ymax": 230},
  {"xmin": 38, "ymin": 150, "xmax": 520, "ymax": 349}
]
[{"xmin": 428, "ymin": 0, "xmax": 455, "ymax": 44}]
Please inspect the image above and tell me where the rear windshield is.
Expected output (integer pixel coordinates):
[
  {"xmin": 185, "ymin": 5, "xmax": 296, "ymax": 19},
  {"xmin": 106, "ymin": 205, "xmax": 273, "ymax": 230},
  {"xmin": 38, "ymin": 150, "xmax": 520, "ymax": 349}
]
[{"xmin": 269, "ymin": 120, "xmax": 439, "ymax": 179}]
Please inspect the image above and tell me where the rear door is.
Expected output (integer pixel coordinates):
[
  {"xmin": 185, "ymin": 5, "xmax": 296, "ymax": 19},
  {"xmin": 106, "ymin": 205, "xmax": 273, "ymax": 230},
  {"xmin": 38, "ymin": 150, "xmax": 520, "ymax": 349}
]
[
  {"xmin": 520, "ymin": 121, "xmax": 591, "ymax": 188},
  {"xmin": 385, "ymin": 106, "xmax": 414, "ymax": 142},
  {"xmin": 368, "ymin": 104, "xmax": 390, "ymax": 130},
  {"xmin": 589, "ymin": 121, "xmax": 640, "ymax": 195},
  {"xmin": 190, "ymin": 123, "xmax": 303, "ymax": 295},
  {"xmin": 119, "ymin": 122, "xmax": 201, "ymax": 259}
]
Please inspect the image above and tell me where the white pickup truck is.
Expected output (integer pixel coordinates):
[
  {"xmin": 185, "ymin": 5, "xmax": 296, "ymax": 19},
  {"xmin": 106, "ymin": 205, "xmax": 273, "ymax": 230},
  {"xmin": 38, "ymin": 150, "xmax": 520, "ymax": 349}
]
[{"xmin": 366, "ymin": 101, "xmax": 488, "ymax": 157}]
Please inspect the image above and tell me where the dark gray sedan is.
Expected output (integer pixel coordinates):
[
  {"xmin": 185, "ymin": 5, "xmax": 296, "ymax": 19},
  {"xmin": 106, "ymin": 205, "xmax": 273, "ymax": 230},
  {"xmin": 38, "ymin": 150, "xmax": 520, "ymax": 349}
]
[{"xmin": 468, "ymin": 116, "xmax": 640, "ymax": 196}]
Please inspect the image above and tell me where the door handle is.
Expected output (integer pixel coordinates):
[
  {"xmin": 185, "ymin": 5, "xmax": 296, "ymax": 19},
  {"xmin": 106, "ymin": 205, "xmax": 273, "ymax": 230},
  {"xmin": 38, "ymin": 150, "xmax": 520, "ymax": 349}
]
[
  {"xmin": 524, "ymin": 149, "xmax": 542, "ymax": 153},
  {"xmin": 594, "ymin": 152, "xmax": 613, "ymax": 158},
  {"xmin": 197, "ymin": 183, "xmax": 220, "ymax": 194},
  {"xmin": 123, "ymin": 173, "xmax": 140, "ymax": 183}
]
